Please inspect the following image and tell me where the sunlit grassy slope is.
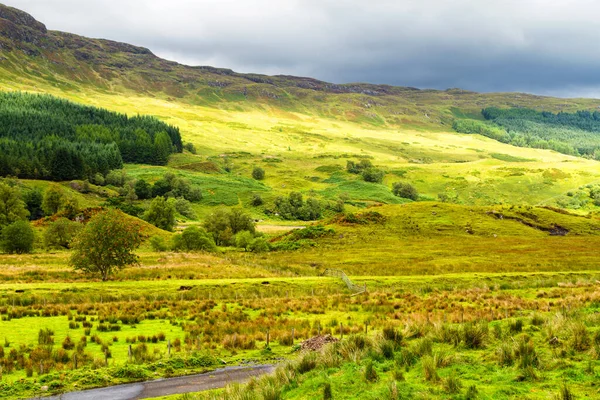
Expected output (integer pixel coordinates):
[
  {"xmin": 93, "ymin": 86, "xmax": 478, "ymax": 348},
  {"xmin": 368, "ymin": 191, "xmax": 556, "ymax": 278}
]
[{"xmin": 2, "ymin": 3, "xmax": 600, "ymax": 213}]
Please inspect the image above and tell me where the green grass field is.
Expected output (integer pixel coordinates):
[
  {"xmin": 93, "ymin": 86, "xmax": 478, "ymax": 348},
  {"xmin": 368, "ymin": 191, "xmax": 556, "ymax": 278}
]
[{"xmin": 3, "ymin": 6, "xmax": 600, "ymax": 398}]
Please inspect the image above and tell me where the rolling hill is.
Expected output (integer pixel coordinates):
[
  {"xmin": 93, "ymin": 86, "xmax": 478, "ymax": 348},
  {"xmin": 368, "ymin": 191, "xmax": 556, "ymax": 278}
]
[{"xmin": 2, "ymin": 3, "xmax": 600, "ymax": 214}]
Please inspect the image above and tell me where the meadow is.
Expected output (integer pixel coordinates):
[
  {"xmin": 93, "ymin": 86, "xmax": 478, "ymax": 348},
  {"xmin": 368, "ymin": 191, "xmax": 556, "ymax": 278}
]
[
  {"xmin": 2, "ymin": 203, "xmax": 600, "ymax": 398},
  {"xmin": 2, "ymin": 7, "xmax": 600, "ymax": 398}
]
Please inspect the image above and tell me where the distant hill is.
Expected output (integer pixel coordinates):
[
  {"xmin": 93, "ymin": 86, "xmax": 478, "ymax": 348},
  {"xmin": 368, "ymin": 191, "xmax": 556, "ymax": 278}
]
[{"xmin": 2, "ymin": 3, "xmax": 600, "ymax": 130}]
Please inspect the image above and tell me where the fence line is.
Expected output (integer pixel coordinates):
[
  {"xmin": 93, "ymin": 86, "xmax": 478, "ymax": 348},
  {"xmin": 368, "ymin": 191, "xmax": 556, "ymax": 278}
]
[{"xmin": 321, "ymin": 269, "xmax": 367, "ymax": 295}]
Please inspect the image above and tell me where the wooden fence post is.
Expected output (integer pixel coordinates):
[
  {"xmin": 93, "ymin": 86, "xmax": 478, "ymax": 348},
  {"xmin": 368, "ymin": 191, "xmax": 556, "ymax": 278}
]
[
  {"xmin": 266, "ymin": 329, "xmax": 270, "ymax": 348},
  {"xmin": 168, "ymin": 340, "xmax": 171, "ymax": 357},
  {"xmin": 291, "ymin": 328, "xmax": 295, "ymax": 345},
  {"xmin": 340, "ymin": 323, "xmax": 343, "ymax": 339},
  {"xmin": 128, "ymin": 345, "xmax": 132, "ymax": 362}
]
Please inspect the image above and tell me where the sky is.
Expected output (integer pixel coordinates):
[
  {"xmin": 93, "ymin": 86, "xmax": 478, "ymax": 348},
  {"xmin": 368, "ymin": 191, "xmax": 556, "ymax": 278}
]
[{"xmin": 5, "ymin": 0, "xmax": 600, "ymax": 97}]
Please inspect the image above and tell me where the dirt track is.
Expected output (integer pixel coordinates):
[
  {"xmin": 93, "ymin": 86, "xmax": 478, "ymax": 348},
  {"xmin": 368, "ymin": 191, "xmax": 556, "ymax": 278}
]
[{"xmin": 36, "ymin": 364, "xmax": 276, "ymax": 400}]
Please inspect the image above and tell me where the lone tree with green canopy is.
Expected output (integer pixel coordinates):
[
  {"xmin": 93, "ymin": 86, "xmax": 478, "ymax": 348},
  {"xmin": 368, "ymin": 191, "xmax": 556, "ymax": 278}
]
[{"xmin": 70, "ymin": 209, "xmax": 145, "ymax": 281}]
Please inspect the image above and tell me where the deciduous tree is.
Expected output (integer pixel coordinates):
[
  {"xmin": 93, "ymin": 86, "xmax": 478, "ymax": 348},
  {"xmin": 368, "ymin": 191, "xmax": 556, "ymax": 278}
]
[{"xmin": 70, "ymin": 210, "xmax": 145, "ymax": 281}]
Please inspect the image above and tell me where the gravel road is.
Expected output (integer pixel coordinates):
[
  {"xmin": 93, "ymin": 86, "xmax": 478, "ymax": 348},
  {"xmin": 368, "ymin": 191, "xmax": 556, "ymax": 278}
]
[{"xmin": 36, "ymin": 364, "xmax": 276, "ymax": 400}]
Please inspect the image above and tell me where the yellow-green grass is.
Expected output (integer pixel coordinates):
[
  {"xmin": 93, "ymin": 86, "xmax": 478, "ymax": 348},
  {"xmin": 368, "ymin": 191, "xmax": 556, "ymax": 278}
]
[{"xmin": 3, "ymin": 78, "xmax": 600, "ymax": 213}]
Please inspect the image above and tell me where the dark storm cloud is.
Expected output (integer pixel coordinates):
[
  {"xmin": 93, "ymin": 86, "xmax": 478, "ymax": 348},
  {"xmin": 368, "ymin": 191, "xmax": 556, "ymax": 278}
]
[{"xmin": 5, "ymin": 0, "xmax": 600, "ymax": 97}]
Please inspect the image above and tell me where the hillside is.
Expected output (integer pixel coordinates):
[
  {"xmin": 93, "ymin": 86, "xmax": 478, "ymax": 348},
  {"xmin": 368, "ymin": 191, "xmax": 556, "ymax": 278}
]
[
  {"xmin": 3, "ymin": 3, "xmax": 600, "ymax": 127},
  {"xmin": 2, "ymin": 3, "xmax": 600, "ymax": 214}
]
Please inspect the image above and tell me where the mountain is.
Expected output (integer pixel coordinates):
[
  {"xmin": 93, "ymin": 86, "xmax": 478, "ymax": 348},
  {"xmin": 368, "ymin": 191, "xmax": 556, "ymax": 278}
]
[
  {"xmin": 2, "ymin": 3, "xmax": 600, "ymax": 130},
  {"xmin": 3, "ymin": 3, "xmax": 600, "ymax": 213}
]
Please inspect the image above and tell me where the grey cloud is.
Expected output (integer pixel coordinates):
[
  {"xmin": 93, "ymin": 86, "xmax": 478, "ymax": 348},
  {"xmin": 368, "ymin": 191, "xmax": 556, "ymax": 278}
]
[{"xmin": 5, "ymin": 0, "xmax": 600, "ymax": 97}]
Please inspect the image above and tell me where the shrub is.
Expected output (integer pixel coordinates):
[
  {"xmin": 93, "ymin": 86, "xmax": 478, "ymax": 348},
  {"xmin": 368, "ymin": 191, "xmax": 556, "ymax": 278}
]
[
  {"xmin": 347, "ymin": 159, "xmax": 373, "ymax": 174},
  {"xmin": 134, "ymin": 179, "xmax": 152, "ymax": 200},
  {"xmin": 248, "ymin": 237, "xmax": 270, "ymax": 253},
  {"xmin": 105, "ymin": 170, "xmax": 128, "ymax": 187},
  {"xmin": 1, "ymin": 221, "xmax": 34, "ymax": 254},
  {"xmin": 392, "ymin": 182, "xmax": 419, "ymax": 200},
  {"xmin": 497, "ymin": 342, "xmax": 515, "ymax": 366},
  {"xmin": 204, "ymin": 207, "xmax": 255, "ymax": 246},
  {"xmin": 149, "ymin": 236, "xmax": 169, "ymax": 252},
  {"xmin": 175, "ymin": 198, "xmax": 197, "ymax": 220},
  {"xmin": 62, "ymin": 336, "xmax": 74, "ymax": 350},
  {"xmin": 252, "ymin": 167, "xmax": 265, "ymax": 180},
  {"xmin": 382, "ymin": 326, "xmax": 403, "ymax": 346},
  {"xmin": 38, "ymin": 328, "xmax": 54, "ymax": 345},
  {"xmin": 235, "ymin": 231, "xmax": 255, "ymax": 251},
  {"xmin": 114, "ymin": 365, "xmax": 151, "ymax": 379},
  {"xmin": 362, "ymin": 168, "xmax": 385, "ymax": 183},
  {"xmin": 42, "ymin": 186, "xmax": 64, "ymax": 216},
  {"xmin": 515, "ymin": 335, "xmax": 539, "ymax": 370},
  {"xmin": 184, "ymin": 142, "xmax": 197, "ymax": 154},
  {"xmin": 509, "ymin": 319, "xmax": 524, "ymax": 334},
  {"xmin": 251, "ymin": 194, "xmax": 264, "ymax": 207},
  {"xmin": 43, "ymin": 218, "xmax": 82, "ymax": 249},
  {"xmin": 379, "ymin": 340, "xmax": 395, "ymax": 360},
  {"xmin": 174, "ymin": 226, "xmax": 217, "ymax": 252},
  {"xmin": 144, "ymin": 196, "xmax": 177, "ymax": 232}
]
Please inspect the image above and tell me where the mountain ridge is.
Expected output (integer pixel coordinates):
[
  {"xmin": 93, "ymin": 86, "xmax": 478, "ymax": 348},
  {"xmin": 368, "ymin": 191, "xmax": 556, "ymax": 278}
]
[{"xmin": 3, "ymin": 2, "xmax": 600, "ymax": 130}]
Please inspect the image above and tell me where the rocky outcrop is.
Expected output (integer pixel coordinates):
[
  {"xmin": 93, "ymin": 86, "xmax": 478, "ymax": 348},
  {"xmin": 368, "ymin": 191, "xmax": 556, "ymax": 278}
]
[{"xmin": 0, "ymin": 4, "xmax": 47, "ymax": 33}]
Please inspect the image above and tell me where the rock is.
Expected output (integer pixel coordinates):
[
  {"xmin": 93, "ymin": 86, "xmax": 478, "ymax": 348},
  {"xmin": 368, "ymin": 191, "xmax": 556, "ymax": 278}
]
[
  {"xmin": 300, "ymin": 335, "xmax": 339, "ymax": 352},
  {"xmin": 40, "ymin": 386, "xmax": 48, "ymax": 392}
]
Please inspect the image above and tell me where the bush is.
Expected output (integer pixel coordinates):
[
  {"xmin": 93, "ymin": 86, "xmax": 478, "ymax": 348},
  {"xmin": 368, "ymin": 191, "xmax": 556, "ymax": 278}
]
[
  {"xmin": 149, "ymin": 236, "xmax": 169, "ymax": 252},
  {"xmin": 235, "ymin": 231, "xmax": 255, "ymax": 251},
  {"xmin": 274, "ymin": 192, "xmax": 322, "ymax": 221},
  {"xmin": 392, "ymin": 182, "xmax": 419, "ymax": 200},
  {"xmin": 134, "ymin": 179, "xmax": 152, "ymax": 200},
  {"xmin": 145, "ymin": 196, "xmax": 177, "ymax": 231},
  {"xmin": 251, "ymin": 194, "xmax": 264, "ymax": 207},
  {"xmin": 1, "ymin": 221, "xmax": 34, "ymax": 254},
  {"xmin": 204, "ymin": 207, "xmax": 255, "ymax": 246},
  {"xmin": 175, "ymin": 198, "xmax": 197, "ymax": 219},
  {"xmin": 43, "ymin": 218, "xmax": 82, "ymax": 249},
  {"xmin": 174, "ymin": 227, "xmax": 217, "ymax": 252},
  {"xmin": 362, "ymin": 168, "xmax": 385, "ymax": 183},
  {"xmin": 347, "ymin": 159, "xmax": 373, "ymax": 174},
  {"xmin": 42, "ymin": 186, "xmax": 64, "ymax": 216},
  {"xmin": 184, "ymin": 142, "xmax": 197, "ymax": 154},
  {"xmin": 249, "ymin": 237, "xmax": 270, "ymax": 253},
  {"xmin": 151, "ymin": 173, "xmax": 202, "ymax": 202},
  {"xmin": 252, "ymin": 167, "xmax": 265, "ymax": 180}
]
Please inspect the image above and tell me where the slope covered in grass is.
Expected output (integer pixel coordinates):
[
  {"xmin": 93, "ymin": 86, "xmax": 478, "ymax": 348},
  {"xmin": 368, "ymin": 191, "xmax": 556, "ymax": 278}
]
[{"xmin": 2, "ymin": 4, "xmax": 600, "ymax": 213}]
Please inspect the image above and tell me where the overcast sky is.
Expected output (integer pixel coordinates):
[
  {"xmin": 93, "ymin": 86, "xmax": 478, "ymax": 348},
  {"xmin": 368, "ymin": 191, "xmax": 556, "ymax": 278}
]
[{"xmin": 5, "ymin": 0, "xmax": 600, "ymax": 97}]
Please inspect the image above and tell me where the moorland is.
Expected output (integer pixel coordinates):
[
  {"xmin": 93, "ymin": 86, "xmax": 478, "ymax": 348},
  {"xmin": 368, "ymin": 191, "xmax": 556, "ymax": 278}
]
[{"xmin": 0, "ymin": 3, "xmax": 600, "ymax": 399}]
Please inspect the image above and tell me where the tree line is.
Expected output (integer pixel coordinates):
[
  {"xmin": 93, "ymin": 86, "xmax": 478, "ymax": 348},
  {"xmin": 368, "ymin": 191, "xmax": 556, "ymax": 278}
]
[
  {"xmin": 454, "ymin": 107, "xmax": 600, "ymax": 159},
  {"xmin": 0, "ymin": 92, "xmax": 183, "ymax": 180}
]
